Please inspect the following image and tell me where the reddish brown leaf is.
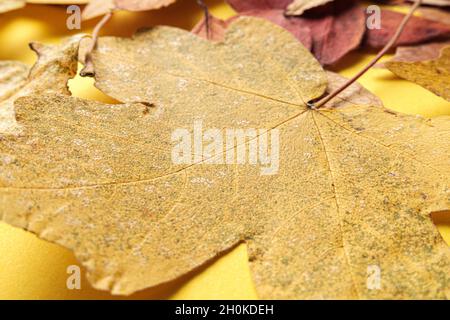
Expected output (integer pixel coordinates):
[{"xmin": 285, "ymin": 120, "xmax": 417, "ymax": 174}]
[
  {"xmin": 365, "ymin": 9, "xmax": 450, "ymax": 48},
  {"xmin": 377, "ymin": 0, "xmax": 450, "ymax": 5},
  {"xmin": 224, "ymin": 1, "xmax": 365, "ymax": 65},
  {"xmin": 297, "ymin": 1, "xmax": 365, "ymax": 65},
  {"xmin": 383, "ymin": 41, "xmax": 450, "ymax": 65},
  {"xmin": 419, "ymin": 7, "xmax": 450, "ymax": 25},
  {"xmin": 409, "ymin": 0, "xmax": 450, "ymax": 6}
]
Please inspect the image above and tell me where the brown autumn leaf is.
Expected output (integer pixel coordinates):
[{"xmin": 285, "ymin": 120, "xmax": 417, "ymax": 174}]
[
  {"xmin": 385, "ymin": 45, "xmax": 450, "ymax": 101},
  {"xmin": 297, "ymin": 1, "xmax": 365, "ymax": 65},
  {"xmin": 1, "ymin": 18, "xmax": 450, "ymax": 299},
  {"xmin": 223, "ymin": 1, "xmax": 365, "ymax": 65},
  {"xmin": 379, "ymin": 41, "xmax": 450, "ymax": 67},
  {"xmin": 82, "ymin": 0, "xmax": 176, "ymax": 20},
  {"xmin": 419, "ymin": 7, "xmax": 450, "ymax": 25},
  {"xmin": 365, "ymin": 9, "xmax": 450, "ymax": 48},
  {"xmin": 0, "ymin": 0, "xmax": 25, "ymax": 13},
  {"xmin": 409, "ymin": 0, "xmax": 450, "ymax": 5},
  {"xmin": 285, "ymin": 0, "xmax": 335, "ymax": 16},
  {"xmin": 378, "ymin": 0, "xmax": 450, "ymax": 5},
  {"xmin": 82, "ymin": 0, "xmax": 115, "ymax": 20},
  {"xmin": 0, "ymin": 36, "xmax": 80, "ymax": 135}
]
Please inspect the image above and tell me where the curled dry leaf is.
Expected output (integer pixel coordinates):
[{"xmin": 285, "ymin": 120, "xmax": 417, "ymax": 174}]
[
  {"xmin": 419, "ymin": 7, "xmax": 450, "ymax": 24},
  {"xmin": 380, "ymin": 0, "xmax": 450, "ymax": 5},
  {"xmin": 82, "ymin": 0, "xmax": 115, "ymax": 20},
  {"xmin": 409, "ymin": 0, "xmax": 450, "ymax": 5},
  {"xmin": 380, "ymin": 41, "xmax": 450, "ymax": 66},
  {"xmin": 82, "ymin": 0, "xmax": 176, "ymax": 20},
  {"xmin": 385, "ymin": 45, "xmax": 450, "ymax": 101},
  {"xmin": 285, "ymin": 0, "xmax": 335, "ymax": 16},
  {"xmin": 0, "ymin": 36, "xmax": 80, "ymax": 136},
  {"xmin": 0, "ymin": 0, "xmax": 25, "ymax": 13},
  {"xmin": 1, "ymin": 18, "xmax": 449, "ymax": 299},
  {"xmin": 365, "ymin": 9, "xmax": 450, "ymax": 48}
]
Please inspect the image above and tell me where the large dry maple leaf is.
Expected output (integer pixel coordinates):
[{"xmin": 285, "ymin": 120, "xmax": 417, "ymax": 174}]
[{"xmin": 1, "ymin": 18, "xmax": 449, "ymax": 299}]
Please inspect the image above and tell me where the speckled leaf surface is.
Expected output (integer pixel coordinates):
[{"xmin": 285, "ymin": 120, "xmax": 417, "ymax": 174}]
[
  {"xmin": 386, "ymin": 46, "xmax": 450, "ymax": 101},
  {"xmin": 1, "ymin": 18, "xmax": 449, "ymax": 299},
  {"xmin": 0, "ymin": 37, "xmax": 79, "ymax": 135}
]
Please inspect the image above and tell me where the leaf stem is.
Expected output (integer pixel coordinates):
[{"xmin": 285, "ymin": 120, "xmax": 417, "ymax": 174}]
[
  {"xmin": 80, "ymin": 12, "xmax": 113, "ymax": 77},
  {"xmin": 313, "ymin": 0, "xmax": 422, "ymax": 109}
]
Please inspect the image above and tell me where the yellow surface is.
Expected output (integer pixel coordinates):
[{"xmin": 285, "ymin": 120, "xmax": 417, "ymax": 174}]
[{"xmin": 0, "ymin": 0, "xmax": 449, "ymax": 300}]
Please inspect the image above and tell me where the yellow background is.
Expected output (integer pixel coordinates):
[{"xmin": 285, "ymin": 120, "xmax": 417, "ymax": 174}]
[{"xmin": 0, "ymin": 0, "xmax": 449, "ymax": 299}]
